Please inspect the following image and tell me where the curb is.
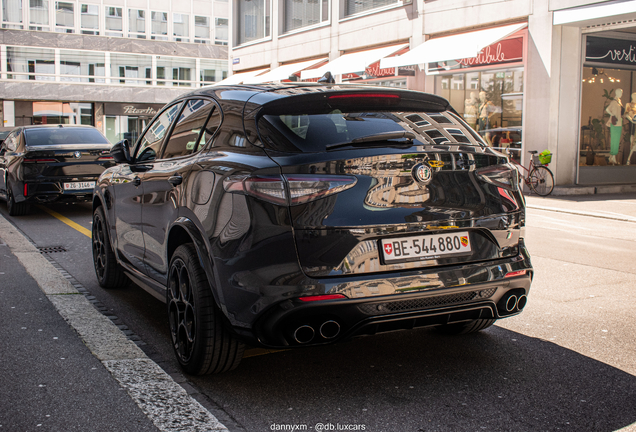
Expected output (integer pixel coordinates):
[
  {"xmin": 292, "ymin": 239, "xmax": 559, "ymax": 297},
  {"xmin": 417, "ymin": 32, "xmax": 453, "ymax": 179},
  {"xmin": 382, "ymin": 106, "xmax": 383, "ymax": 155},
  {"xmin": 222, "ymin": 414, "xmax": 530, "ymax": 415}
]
[
  {"xmin": 526, "ymin": 204, "xmax": 636, "ymax": 223},
  {"xmin": 0, "ymin": 214, "xmax": 230, "ymax": 432}
]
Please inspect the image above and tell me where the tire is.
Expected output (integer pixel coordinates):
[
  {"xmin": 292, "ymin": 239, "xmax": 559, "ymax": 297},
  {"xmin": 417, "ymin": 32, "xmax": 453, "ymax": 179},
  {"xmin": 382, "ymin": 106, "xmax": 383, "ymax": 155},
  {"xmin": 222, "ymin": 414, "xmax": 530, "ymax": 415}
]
[
  {"xmin": 436, "ymin": 318, "xmax": 496, "ymax": 335},
  {"xmin": 529, "ymin": 166, "xmax": 554, "ymax": 196},
  {"xmin": 92, "ymin": 206, "xmax": 128, "ymax": 289},
  {"xmin": 167, "ymin": 244, "xmax": 245, "ymax": 375},
  {"xmin": 6, "ymin": 183, "xmax": 30, "ymax": 216}
]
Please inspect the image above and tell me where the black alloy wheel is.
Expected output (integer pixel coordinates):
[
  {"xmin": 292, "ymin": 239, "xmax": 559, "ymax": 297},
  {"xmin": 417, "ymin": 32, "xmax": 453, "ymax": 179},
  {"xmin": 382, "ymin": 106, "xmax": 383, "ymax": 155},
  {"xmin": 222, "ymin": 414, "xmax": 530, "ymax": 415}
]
[
  {"xmin": 168, "ymin": 244, "xmax": 244, "ymax": 375},
  {"xmin": 92, "ymin": 206, "xmax": 128, "ymax": 288},
  {"xmin": 6, "ymin": 182, "xmax": 29, "ymax": 216},
  {"xmin": 435, "ymin": 318, "xmax": 497, "ymax": 335}
]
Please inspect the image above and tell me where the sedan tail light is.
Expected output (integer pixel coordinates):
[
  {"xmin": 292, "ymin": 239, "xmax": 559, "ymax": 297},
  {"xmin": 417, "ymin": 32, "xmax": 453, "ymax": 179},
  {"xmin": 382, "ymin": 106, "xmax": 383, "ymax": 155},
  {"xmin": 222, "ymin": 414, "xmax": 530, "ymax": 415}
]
[{"xmin": 224, "ymin": 174, "xmax": 357, "ymax": 206}]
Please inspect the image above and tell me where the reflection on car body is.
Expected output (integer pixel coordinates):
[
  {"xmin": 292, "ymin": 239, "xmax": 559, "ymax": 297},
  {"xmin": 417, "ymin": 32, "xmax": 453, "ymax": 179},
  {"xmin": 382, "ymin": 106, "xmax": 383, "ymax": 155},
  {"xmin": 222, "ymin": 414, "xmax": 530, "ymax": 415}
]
[{"xmin": 91, "ymin": 82, "xmax": 533, "ymax": 375}]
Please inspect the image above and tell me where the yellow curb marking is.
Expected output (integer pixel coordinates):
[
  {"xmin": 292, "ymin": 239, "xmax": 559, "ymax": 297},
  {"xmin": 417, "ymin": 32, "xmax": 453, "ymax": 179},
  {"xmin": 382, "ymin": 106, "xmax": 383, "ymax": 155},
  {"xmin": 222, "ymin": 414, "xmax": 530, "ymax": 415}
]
[{"xmin": 37, "ymin": 205, "xmax": 92, "ymax": 238}]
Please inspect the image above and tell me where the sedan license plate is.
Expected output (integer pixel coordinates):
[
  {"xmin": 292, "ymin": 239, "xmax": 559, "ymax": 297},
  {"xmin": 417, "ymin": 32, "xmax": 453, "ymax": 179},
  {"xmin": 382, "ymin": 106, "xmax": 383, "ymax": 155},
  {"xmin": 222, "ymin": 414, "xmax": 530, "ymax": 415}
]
[
  {"xmin": 381, "ymin": 231, "xmax": 472, "ymax": 263},
  {"xmin": 63, "ymin": 181, "xmax": 95, "ymax": 191}
]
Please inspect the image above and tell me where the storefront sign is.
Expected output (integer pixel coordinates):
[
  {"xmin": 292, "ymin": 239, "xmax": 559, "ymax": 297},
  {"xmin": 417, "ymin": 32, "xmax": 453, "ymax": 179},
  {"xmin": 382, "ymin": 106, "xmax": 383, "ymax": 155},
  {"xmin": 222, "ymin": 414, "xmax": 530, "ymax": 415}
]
[
  {"xmin": 586, "ymin": 36, "xmax": 636, "ymax": 66},
  {"xmin": 104, "ymin": 103, "xmax": 163, "ymax": 117},
  {"xmin": 428, "ymin": 36, "xmax": 524, "ymax": 73}
]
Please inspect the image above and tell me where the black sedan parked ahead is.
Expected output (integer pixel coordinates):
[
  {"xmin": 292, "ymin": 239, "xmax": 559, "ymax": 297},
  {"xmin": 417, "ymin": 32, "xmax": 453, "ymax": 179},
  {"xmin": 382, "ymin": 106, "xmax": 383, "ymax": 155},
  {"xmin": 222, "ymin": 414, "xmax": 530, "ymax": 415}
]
[
  {"xmin": 92, "ymin": 83, "xmax": 533, "ymax": 375},
  {"xmin": 0, "ymin": 125, "xmax": 114, "ymax": 215}
]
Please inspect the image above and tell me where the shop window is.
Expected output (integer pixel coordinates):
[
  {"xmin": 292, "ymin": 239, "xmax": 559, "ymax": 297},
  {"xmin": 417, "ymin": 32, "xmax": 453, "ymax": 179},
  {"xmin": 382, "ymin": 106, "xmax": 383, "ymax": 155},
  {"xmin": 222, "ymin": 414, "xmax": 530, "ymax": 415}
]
[
  {"xmin": 128, "ymin": 9, "xmax": 145, "ymax": 38},
  {"xmin": 215, "ymin": 17, "xmax": 228, "ymax": 45},
  {"xmin": 55, "ymin": 1, "xmax": 73, "ymax": 32},
  {"xmin": 435, "ymin": 67, "xmax": 524, "ymax": 160},
  {"xmin": 162, "ymin": 99, "xmax": 215, "ymax": 159},
  {"xmin": 345, "ymin": 0, "xmax": 397, "ymax": 17},
  {"xmin": 580, "ymin": 67, "xmax": 636, "ymax": 167},
  {"xmin": 151, "ymin": 11, "xmax": 168, "ymax": 40},
  {"xmin": 3, "ymin": 0, "xmax": 23, "ymax": 29},
  {"xmin": 194, "ymin": 15, "xmax": 210, "ymax": 43},
  {"xmin": 105, "ymin": 6, "xmax": 122, "ymax": 36},
  {"xmin": 173, "ymin": 13, "xmax": 189, "ymax": 42},
  {"xmin": 32, "ymin": 102, "xmax": 93, "ymax": 125},
  {"xmin": 135, "ymin": 103, "xmax": 182, "ymax": 162},
  {"xmin": 80, "ymin": 4, "xmax": 99, "ymax": 34},
  {"xmin": 283, "ymin": 0, "xmax": 328, "ymax": 33},
  {"xmin": 29, "ymin": 0, "xmax": 49, "ymax": 30},
  {"xmin": 237, "ymin": 0, "xmax": 270, "ymax": 45}
]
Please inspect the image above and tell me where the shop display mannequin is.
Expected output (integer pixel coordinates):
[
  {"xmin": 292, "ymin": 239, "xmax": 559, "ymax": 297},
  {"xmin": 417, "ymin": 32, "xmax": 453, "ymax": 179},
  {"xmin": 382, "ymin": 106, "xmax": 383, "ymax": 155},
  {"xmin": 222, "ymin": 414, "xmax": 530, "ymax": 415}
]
[
  {"xmin": 624, "ymin": 92, "xmax": 636, "ymax": 165},
  {"xmin": 464, "ymin": 92, "xmax": 479, "ymax": 130},
  {"xmin": 605, "ymin": 88, "xmax": 623, "ymax": 165},
  {"xmin": 478, "ymin": 91, "xmax": 496, "ymax": 146}
]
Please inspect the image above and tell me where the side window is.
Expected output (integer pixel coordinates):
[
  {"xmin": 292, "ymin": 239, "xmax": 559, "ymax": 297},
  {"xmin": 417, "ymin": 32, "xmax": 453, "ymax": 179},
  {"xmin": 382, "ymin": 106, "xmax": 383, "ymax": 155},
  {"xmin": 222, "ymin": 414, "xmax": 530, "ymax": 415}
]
[
  {"xmin": 161, "ymin": 99, "xmax": 216, "ymax": 159},
  {"xmin": 135, "ymin": 102, "xmax": 182, "ymax": 162},
  {"xmin": 199, "ymin": 103, "xmax": 221, "ymax": 148}
]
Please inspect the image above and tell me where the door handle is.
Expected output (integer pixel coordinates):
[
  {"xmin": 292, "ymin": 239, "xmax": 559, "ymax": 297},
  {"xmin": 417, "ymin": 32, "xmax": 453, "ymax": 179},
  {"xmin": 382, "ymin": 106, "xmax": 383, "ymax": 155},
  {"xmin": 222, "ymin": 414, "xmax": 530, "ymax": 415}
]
[
  {"xmin": 133, "ymin": 176, "xmax": 141, "ymax": 187},
  {"xmin": 168, "ymin": 175, "xmax": 183, "ymax": 186}
]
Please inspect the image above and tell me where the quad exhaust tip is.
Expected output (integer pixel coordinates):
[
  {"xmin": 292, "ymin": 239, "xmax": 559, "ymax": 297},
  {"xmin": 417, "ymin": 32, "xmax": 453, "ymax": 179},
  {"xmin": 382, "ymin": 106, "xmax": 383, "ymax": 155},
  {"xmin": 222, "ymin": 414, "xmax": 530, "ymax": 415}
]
[
  {"xmin": 320, "ymin": 320, "xmax": 341, "ymax": 339},
  {"xmin": 294, "ymin": 325, "xmax": 315, "ymax": 344},
  {"xmin": 505, "ymin": 295, "xmax": 518, "ymax": 313}
]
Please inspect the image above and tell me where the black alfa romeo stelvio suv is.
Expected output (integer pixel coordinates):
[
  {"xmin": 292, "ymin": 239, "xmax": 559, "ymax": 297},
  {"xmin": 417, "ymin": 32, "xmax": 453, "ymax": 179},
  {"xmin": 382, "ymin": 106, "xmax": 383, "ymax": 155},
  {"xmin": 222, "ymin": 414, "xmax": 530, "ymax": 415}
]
[{"xmin": 92, "ymin": 81, "xmax": 533, "ymax": 375}]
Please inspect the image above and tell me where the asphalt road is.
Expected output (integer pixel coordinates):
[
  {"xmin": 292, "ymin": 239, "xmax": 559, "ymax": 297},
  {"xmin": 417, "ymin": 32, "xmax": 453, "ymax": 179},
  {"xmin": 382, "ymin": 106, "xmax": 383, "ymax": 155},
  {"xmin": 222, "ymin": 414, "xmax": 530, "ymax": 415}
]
[{"xmin": 1, "ymin": 199, "xmax": 635, "ymax": 432}]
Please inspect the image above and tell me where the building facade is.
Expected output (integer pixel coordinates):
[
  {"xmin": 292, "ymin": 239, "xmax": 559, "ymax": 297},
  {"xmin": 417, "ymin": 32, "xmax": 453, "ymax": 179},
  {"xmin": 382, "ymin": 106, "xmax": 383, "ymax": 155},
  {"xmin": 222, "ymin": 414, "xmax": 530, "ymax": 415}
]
[
  {"xmin": 228, "ymin": 0, "xmax": 636, "ymax": 187},
  {"xmin": 1, "ymin": 0, "xmax": 229, "ymax": 143}
]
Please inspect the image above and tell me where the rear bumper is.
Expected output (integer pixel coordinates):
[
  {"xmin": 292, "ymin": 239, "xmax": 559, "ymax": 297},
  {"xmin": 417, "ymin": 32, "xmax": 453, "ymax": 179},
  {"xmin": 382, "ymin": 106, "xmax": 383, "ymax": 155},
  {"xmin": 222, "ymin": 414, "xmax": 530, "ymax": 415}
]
[
  {"xmin": 19, "ymin": 180, "xmax": 96, "ymax": 204},
  {"xmin": 251, "ymin": 275, "xmax": 531, "ymax": 348},
  {"xmin": 239, "ymin": 241, "xmax": 533, "ymax": 348}
]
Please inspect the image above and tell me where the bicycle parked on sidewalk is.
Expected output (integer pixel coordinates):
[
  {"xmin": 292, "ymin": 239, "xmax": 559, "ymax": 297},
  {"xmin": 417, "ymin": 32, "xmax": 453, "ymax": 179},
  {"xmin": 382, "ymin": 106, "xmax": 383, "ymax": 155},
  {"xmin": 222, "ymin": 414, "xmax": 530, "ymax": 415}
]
[{"xmin": 509, "ymin": 150, "xmax": 555, "ymax": 196}]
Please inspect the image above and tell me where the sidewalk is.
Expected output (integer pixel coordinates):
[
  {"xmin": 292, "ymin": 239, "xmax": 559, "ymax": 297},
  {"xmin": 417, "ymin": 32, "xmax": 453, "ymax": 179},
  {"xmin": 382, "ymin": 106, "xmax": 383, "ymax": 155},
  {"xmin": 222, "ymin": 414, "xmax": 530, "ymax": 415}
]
[
  {"xmin": 0, "ymin": 214, "xmax": 230, "ymax": 432},
  {"xmin": 525, "ymin": 192, "xmax": 636, "ymax": 223}
]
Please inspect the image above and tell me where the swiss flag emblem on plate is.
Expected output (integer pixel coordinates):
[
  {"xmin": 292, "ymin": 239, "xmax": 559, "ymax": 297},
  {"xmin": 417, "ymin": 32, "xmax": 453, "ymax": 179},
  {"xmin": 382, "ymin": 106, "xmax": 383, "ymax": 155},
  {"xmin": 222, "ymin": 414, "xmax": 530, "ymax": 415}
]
[{"xmin": 384, "ymin": 243, "xmax": 393, "ymax": 255}]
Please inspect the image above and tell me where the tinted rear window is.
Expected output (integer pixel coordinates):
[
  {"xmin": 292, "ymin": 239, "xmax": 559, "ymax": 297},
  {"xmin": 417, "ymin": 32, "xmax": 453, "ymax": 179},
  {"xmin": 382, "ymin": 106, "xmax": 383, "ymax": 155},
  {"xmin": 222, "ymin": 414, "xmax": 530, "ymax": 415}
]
[
  {"xmin": 24, "ymin": 128, "xmax": 110, "ymax": 146},
  {"xmin": 258, "ymin": 110, "xmax": 485, "ymax": 153}
]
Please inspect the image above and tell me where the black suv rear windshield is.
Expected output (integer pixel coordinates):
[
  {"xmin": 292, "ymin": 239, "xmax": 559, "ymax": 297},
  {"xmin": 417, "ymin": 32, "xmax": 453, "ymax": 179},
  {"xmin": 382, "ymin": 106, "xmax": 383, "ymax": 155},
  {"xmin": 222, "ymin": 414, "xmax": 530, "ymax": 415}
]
[
  {"xmin": 258, "ymin": 110, "xmax": 486, "ymax": 153},
  {"xmin": 24, "ymin": 127, "xmax": 110, "ymax": 146}
]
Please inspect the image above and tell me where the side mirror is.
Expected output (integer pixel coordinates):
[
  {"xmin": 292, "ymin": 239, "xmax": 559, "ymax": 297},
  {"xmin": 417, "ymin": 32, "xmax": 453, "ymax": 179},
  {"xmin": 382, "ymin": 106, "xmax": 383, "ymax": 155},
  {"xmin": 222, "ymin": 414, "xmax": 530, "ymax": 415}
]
[{"xmin": 110, "ymin": 139, "xmax": 132, "ymax": 164}]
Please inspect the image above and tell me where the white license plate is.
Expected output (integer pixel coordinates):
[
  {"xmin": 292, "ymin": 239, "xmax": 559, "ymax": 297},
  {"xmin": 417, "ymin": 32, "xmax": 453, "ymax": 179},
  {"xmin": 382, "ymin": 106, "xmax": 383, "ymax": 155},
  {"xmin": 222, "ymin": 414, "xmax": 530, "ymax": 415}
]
[
  {"xmin": 63, "ymin": 181, "xmax": 95, "ymax": 191},
  {"xmin": 381, "ymin": 231, "xmax": 472, "ymax": 263}
]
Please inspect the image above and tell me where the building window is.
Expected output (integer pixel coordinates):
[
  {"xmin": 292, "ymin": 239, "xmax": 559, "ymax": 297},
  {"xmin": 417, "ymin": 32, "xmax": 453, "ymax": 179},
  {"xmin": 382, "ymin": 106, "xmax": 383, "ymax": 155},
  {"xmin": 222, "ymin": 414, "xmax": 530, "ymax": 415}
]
[
  {"xmin": 194, "ymin": 15, "xmax": 210, "ymax": 43},
  {"xmin": 128, "ymin": 9, "xmax": 145, "ymax": 38},
  {"xmin": 215, "ymin": 18, "xmax": 227, "ymax": 45},
  {"xmin": 60, "ymin": 50, "xmax": 105, "ymax": 83},
  {"xmin": 237, "ymin": 0, "xmax": 270, "ymax": 45},
  {"xmin": 200, "ymin": 59, "xmax": 227, "ymax": 85},
  {"xmin": 55, "ymin": 1, "xmax": 74, "ymax": 32},
  {"xmin": 157, "ymin": 56, "xmax": 195, "ymax": 87},
  {"xmin": 110, "ymin": 53, "xmax": 152, "ymax": 85},
  {"xmin": 151, "ymin": 11, "xmax": 168, "ymax": 40},
  {"xmin": 3, "ymin": 0, "xmax": 23, "ymax": 29},
  {"xmin": 6, "ymin": 46, "xmax": 55, "ymax": 81},
  {"xmin": 29, "ymin": 0, "xmax": 49, "ymax": 30},
  {"xmin": 173, "ymin": 13, "xmax": 189, "ymax": 42},
  {"xmin": 32, "ymin": 102, "xmax": 93, "ymax": 125},
  {"xmin": 284, "ymin": 0, "xmax": 327, "ymax": 33},
  {"xmin": 345, "ymin": 0, "xmax": 396, "ymax": 17},
  {"xmin": 80, "ymin": 4, "xmax": 98, "ymax": 34},
  {"xmin": 105, "ymin": 6, "xmax": 122, "ymax": 36}
]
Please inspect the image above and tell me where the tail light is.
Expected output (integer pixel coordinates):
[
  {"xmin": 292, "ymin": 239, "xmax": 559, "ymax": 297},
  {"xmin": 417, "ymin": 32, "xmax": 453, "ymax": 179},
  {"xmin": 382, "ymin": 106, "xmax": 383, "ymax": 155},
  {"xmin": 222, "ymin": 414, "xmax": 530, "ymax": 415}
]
[
  {"xmin": 476, "ymin": 164, "xmax": 519, "ymax": 191},
  {"xmin": 505, "ymin": 270, "xmax": 527, "ymax": 278},
  {"xmin": 23, "ymin": 158, "xmax": 57, "ymax": 163},
  {"xmin": 224, "ymin": 174, "xmax": 357, "ymax": 206},
  {"xmin": 98, "ymin": 156, "xmax": 114, "ymax": 161},
  {"xmin": 298, "ymin": 294, "xmax": 347, "ymax": 302}
]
